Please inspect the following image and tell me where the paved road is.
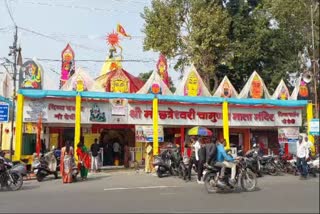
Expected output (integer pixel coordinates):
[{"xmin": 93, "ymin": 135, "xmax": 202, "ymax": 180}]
[{"xmin": 0, "ymin": 171, "xmax": 319, "ymax": 213}]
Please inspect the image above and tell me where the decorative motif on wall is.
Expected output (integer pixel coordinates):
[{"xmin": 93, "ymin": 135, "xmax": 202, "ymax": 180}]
[
  {"xmin": 249, "ymin": 74, "xmax": 264, "ymax": 99},
  {"xmin": 110, "ymin": 71, "xmax": 129, "ymax": 93},
  {"xmin": 184, "ymin": 70, "xmax": 201, "ymax": 96},
  {"xmin": 60, "ymin": 44, "xmax": 75, "ymax": 89},
  {"xmin": 19, "ymin": 60, "xmax": 42, "ymax": 89},
  {"xmin": 89, "ymin": 104, "xmax": 106, "ymax": 122}
]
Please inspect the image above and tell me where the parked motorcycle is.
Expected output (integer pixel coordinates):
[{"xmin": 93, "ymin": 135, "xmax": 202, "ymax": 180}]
[
  {"xmin": 0, "ymin": 156, "xmax": 24, "ymax": 191},
  {"xmin": 203, "ymin": 157, "xmax": 257, "ymax": 193},
  {"xmin": 244, "ymin": 148, "xmax": 262, "ymax": 177},
  {"xmin": 153, "ymin": 149, "xmax": 179, "ymax": 178},
  {"xmin": 178, "ymin": 156, "xmax": 190, "ymax": 180},
  {"xmin": 32, "ymin": 151, "xmax": 59, "ymax": 182},
  {"xmin": 259, "ymin": 155, "xmax": 280, "ymax": 176}
]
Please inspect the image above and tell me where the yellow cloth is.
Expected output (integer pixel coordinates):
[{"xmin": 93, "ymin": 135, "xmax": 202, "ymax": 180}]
[{"xmin": 145, "ymin": 144, "xmax": 153, "ymax": 173}]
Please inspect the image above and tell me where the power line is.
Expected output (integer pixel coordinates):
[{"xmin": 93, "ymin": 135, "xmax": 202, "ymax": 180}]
[
  {"xmin": 14, "ymin": 0, "xmax": 145, "ymax": 14},
  {"xmin": 24, "ymin": 57, "xmax": 157, "ymax": 63},
  {"xmin": 4, "ymin": 0, "xmax": 17, "ymax": 26},
  {"xmin": 18, "ymin": 27, "xmax": 107, "ymax": 53}
]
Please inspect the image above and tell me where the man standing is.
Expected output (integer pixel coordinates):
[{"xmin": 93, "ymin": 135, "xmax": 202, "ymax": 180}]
[
  {"xmin": 90, "ymin": 138, "xmax": 100, "ymax": 173},
  {"xmin": 296, "ymin": 135, "xmax": 308, "ymax": 179},
  {"xmin": 197, "ymin": 139, "xmax": 206, "ymax": 184},
  {"xmin": 187, "ymin": 137, "xmax": 201, "ymax": 182}
]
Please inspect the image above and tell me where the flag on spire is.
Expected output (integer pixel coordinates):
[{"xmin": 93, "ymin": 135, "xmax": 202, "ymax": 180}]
[{"xmin": 116, "ymin": 24, "xmax": 131, "ymax": 38}]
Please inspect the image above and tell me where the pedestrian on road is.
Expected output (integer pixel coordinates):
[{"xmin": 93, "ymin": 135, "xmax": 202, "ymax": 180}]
[
  {"xmin": 187, "ymin": 136, "xmax": 201, "ymax": 182},
  {"xmin": 145, "ymin": 142, "xmax": 153, "ymax": 173},
  {"xmin": 60, "ymin": 140, "xmax": 74, "ymax": 184},
  {"xmin": 77, "ymin": 141, "xmax": 91, "ymax": 180},
  {"xmin": 90, "ymin": 138, "xmax": 100, "ymax": 173},
  {"xmin": 197, "ymin": 139, "xmax": 206, "ymax": 184},
  {"xmin": 296, "ymin": 135, "xmax": 308, "ymax": 179}
]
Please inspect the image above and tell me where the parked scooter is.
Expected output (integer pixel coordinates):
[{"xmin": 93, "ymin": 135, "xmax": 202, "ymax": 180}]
[{"xmin": 32, "ymin": 150, "xmax": 59, "ymax": 182}]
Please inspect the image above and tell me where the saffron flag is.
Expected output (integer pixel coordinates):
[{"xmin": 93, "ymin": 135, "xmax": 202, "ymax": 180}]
[
  {"xmin": 36, "ymin": 113, "xmax": 42, "ymax": 157},
  {"xmin": 117, "ymin": 24, "xmax": 131, "ymax": 38}
]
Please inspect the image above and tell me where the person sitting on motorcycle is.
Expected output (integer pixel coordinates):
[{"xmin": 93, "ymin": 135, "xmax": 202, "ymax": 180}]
[
  {"xmin": 215, "ymin": 139, "xmax": 239, "ymax": 186},
  {"xmin": 205, "ymin": 136, "xmax": 217, "ymax": 168}
]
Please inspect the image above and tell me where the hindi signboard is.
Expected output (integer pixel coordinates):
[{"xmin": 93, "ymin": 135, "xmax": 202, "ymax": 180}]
[{"xmin": 0, "ymin": 103, "xmax": 9, "ymax": 123}]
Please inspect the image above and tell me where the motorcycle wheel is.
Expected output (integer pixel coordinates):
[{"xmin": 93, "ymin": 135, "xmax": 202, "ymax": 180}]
[
  {"xmin": 7, "ymin": 172, "xmax": 23, "ymax": 191},
  {"xmin": 266, "ymin": 163, "xmax": 279, "ymax": 176},
  {"xmin": 36, "ymin": 173, "xmax": 44, "ymax": 182},
  {"xmin": 156, "ymin": 169, "xmax": 163, "ymax": 178},
  {"xmin": 54, "ymin": 172, "xmax": 59, "ymax": 179},
  {"xmin": 204, "ymin": 173, "xmax": 218, "ymax": 193},
  {"xmin": 241, "ymin": 169, "xmax": 257, "ymax": 192}
]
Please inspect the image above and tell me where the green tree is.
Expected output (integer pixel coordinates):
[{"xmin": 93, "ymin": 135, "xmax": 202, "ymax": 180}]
[
  {"xmin": 142, "ymin": 0, "xmax": 231, "ymax": 92},
  {"xmin": 142, "ymin": 0, "xmax": 319, "ymax": 94}
]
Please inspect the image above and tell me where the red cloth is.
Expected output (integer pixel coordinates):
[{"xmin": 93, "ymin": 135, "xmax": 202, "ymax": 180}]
[{"xmin": 76, "ymin": 147, "xmax": 91, "ymax": 169}]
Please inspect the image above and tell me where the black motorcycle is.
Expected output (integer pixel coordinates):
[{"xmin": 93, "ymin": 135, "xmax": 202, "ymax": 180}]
[
  {"xmin": 0, "ymin": 156, "xmax": 24, "ymax": 191},
  {"xmin": 244, "ymin": 149, "xmax": 262, "ymax": 177},
  {"xmin": 203, "ymin": 157, "xmax": 257, "ymax": 193},
  {"xmin": 259, "ymin": 155, "xmax": 280, "ymax": 176},
  {"xmin": 153, "ymin": 149, "xmax": 180, "ymax": 178},
  {"xmin": 178, "ymin": 156, "xmax": 190, "ymax": 180},
  {"xmin": 32, "ymin": 151, "xmax": 59, "ymax": 182}
]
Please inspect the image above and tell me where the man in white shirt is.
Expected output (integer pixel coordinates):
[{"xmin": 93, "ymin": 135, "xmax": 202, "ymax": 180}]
[
  {"xmin": 304, "ymin": 136, "xmax": 313, "ymax": 159},
  {"xmin": 296, "ymin": 135, "xmax": 308, "ymax": 179}
]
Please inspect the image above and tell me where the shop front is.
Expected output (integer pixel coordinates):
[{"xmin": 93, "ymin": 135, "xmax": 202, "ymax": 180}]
[{"xmin": 11, "ymin": 89, "xmax": 309, "ymax": 166}]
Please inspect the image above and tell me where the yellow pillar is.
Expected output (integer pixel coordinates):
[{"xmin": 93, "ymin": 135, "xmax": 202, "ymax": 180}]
[
  {"xmin": 74, "ymin": 94, "xmax": 81, "ymax": 159},
  {"xmin": 152, "ymin": 97, "xmax": 159, "ymax": 156},
  {"xmin": 222, "ymin": 101, "xmax": 230, "ymax": 149},
  {"xmin": 14, "ymin": 94, "xmax": 24, "ymax": 161},
  {"xmin": 306, "ymin": 103, "xmax": 315, "ymax": 155}
]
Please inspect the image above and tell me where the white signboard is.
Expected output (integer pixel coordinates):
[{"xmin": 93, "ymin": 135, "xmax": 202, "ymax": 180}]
[
  {"xmin": 278, "ymin": 127, "xmax": 300, "ymax": 144},
  {"xmin": 309, "ymin": 119, "xmax": 319, "ymax": 135},
  {"xmin": 135, "ymin": 125, "xmax": 164, "ymax": 142},
  {"xmin": 128, "ymin": 103, "xmax": 302, "ymax": 127}
]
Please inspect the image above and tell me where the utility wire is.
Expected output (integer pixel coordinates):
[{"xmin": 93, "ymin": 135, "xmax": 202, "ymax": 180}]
[
  {"xmin": 19, "ymin": 27, "xmax": 107, "ymax": 53},
  {"xmin": 14, "ymin": 0, "xmax": 145, "ymax": 14},
  {"xmin": 25, "ymin": 57, "xmax": 157, "ymax": 63},
  {"xmin": 4, "ymin": 0, "xmax": 17, "ymax": 26}
]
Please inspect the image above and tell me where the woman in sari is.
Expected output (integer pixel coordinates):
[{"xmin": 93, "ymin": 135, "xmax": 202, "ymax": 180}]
[
  {"xmin": 60, "ymin": 141, "xmax": 74, "ymax": 183},
  {"xmin": 76, "ymin": 142, "xmax": 91, "ymax": 180}
]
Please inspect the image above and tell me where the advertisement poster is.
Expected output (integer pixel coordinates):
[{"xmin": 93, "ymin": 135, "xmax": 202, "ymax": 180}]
[
  {"xmin": 278, "ymin": 127, "xmax": 299, "ymax": 144},
  {"xmin": 135, "ymin": 125, "xmax": 164, "ymax": 142}
]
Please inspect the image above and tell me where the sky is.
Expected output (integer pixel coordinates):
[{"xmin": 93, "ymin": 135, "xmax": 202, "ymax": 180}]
[{"xmin": 0, "ymin": 0, "xmax": 181, "ymax": 90}]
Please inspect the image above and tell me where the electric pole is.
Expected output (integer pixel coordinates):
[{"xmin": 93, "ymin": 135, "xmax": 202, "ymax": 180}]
[{"xmin": 9, "ymin": 26, "xmax": 18, "ymax": 161}]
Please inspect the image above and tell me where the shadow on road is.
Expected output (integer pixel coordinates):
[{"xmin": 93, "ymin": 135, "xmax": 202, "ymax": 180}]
[
  {"xmin": 75, "ymin": 175, "xmax": 110, "ymax": 183},
  {"xmin": 0, "ymin": 184, "xmax": 40, "ymax": 192},
  {"xmin": 209, "ymin": 186, "xmax": 262, "ymax": 194},
  {"xmin": 20, "ymin": 185, "xmax": 40, "ymax": 191}
]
